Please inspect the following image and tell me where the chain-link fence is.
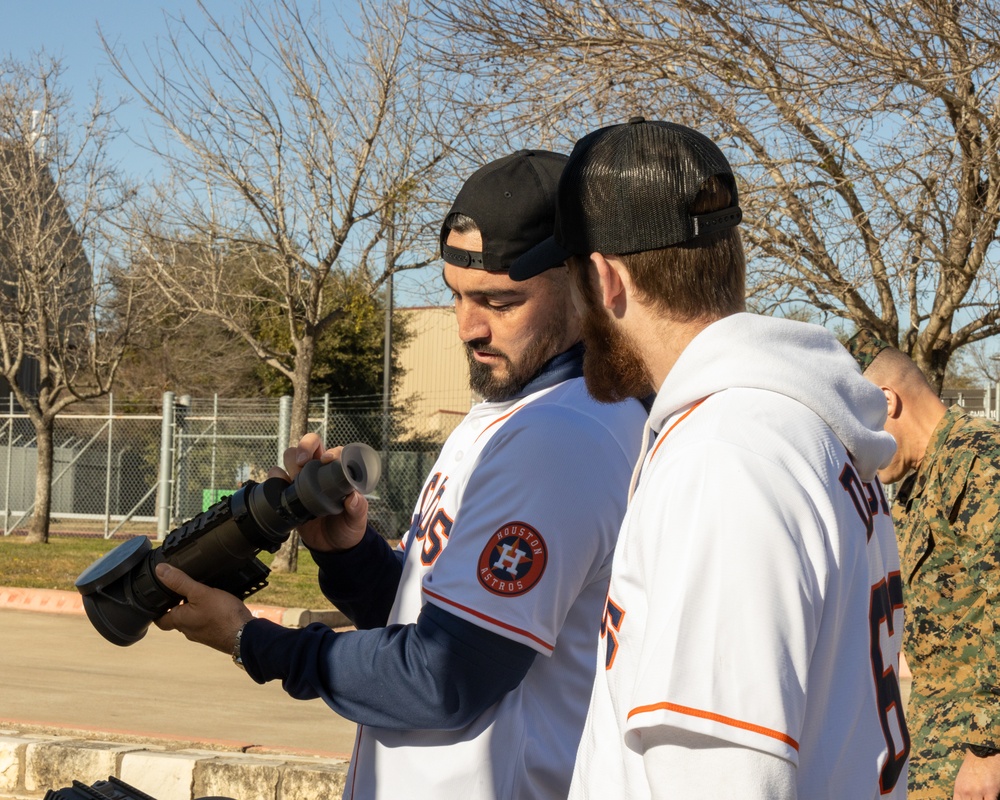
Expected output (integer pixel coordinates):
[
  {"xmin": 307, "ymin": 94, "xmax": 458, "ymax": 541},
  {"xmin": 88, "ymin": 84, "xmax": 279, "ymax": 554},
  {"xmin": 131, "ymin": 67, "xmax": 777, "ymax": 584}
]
[
  {"xmin": 0, "ymin": 392, "xmax": 444, "ymax": 541},
  {"xmin": 3, "ymin": 380, "xmax": 997, "ymax": 539}
]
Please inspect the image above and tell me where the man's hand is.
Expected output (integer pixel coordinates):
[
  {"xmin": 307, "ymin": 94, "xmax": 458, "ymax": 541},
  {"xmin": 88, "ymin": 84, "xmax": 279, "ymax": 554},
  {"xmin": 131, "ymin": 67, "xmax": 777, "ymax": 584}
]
[
  {"xmin": 268, "ymin": 432, "xmax": 369, "ymax": 552},
  {"xmin": 154, "ymin": 563, "xmax": 254, "ymax": 655},
  {"xmin": 954, "ymin": 748, "xmax": 1000, "ymax": 800}
]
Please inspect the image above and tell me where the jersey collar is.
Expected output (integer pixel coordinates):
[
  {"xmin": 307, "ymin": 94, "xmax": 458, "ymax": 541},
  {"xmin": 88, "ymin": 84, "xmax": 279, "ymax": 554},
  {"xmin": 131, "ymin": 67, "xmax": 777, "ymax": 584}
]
[{"xmin": 507, "ymin": 342, "xmax": 585, "ymax": 401}]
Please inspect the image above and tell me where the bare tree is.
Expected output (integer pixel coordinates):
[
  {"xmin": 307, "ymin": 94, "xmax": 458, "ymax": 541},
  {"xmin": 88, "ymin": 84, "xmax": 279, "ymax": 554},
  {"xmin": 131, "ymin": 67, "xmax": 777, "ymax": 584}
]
[
  {"xmin": 105, "ymin": 0, "xmax": 453, "ymax": 568},
  {"xmin": 0, "ymin": 55, "xmax": 138, "ymax": 543},
  {"xmin": 428, "ymin": 0, "xmax": 1000, "ymax": 389},
  {"xmin": 112, "ymin": 305, "xmax": 262, "ymax": 400},
  {"xmin": 116, "ymin": 242, "xmax": 414, "ymax": 401}
]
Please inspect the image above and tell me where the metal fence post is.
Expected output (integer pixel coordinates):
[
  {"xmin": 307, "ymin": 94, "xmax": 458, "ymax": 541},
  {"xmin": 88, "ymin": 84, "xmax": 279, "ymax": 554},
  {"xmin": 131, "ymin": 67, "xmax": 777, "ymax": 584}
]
[
  {"xmin": 175, "ymin": 395, "xmax": 193, "ymax": 521},
  {"xmin": 3, "ymin": 394, "xmax": 11, "ymax": 535},
  {"xmin": 382, "ymin": 272, "xmax": 393, "ymax": 459},
  {"xmin": 277, "ymin": 395, "xmax": 292, "ymax": 465},
  {"xmin": 156, "ymin": 392, "xmax": 176, "ymax": 541},
  {"xmin": 322, "ymin": 393, "xmax": 330, "ymax": 446},
  {"xmin": 103, "ymin": 394, "xmax": 114, "ymax": 537},
  {"xmin": 210, "ymin": 393, "xmax": 219, "ymax": 496}
]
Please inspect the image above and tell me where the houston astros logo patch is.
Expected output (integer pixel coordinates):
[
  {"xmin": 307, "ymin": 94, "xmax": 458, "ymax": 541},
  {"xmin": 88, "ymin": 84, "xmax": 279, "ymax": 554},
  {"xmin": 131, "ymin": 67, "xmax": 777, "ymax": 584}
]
[{"xmin": 478, "ymin": 522, "xmax": 547, "ymax": 596}]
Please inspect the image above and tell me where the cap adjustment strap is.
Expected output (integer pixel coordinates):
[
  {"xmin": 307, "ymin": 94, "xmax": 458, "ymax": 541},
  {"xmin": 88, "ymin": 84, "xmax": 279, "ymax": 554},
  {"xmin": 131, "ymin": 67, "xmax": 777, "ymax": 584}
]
[
  {"xmin": 691, "ymin": 206, "xmax": 743, "ymax": 238},
  {"xmin": 441, "ymin": 243, "xmax": 507, "ymax": 272}
]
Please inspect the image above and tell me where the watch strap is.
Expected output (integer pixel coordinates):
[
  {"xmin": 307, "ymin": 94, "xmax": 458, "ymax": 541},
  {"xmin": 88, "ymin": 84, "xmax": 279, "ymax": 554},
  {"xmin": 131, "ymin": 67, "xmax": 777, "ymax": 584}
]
[{"xmin": 232, "ymin": 620, "xmax": 250, "ymax": 671}]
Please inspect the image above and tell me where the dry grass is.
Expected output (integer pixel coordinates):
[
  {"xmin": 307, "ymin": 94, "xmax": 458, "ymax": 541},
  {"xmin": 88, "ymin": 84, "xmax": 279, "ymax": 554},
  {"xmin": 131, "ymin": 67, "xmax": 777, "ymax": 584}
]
[{"xmin": 0, "ymin": 534, "xmax": 332, "ymax": 610}]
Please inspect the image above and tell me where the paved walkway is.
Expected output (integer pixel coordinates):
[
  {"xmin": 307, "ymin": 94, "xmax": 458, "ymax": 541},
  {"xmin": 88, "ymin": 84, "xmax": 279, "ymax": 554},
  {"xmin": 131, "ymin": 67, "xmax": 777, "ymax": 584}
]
[
  {"xmin": 0, "ymin": 588, "xmax": 359, "ymax": 798},
  {"xmin": 0, "ymin": 590, "xmax": 357, "ymax": 756}
]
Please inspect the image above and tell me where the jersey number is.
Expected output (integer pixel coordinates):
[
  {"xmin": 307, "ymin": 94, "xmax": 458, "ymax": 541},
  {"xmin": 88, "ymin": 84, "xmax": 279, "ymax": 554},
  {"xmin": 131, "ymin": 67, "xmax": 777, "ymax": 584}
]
[
  {"xmin": 841, "ymin": 463, "xmax": 910, "ymax": 792},
  {"xmin": 601, "ymin": 597, "xmax": 625, "ymax": 670},
  {"xmin": 870, "ymin": 574, "xmax": 909, "ymax": 793}
]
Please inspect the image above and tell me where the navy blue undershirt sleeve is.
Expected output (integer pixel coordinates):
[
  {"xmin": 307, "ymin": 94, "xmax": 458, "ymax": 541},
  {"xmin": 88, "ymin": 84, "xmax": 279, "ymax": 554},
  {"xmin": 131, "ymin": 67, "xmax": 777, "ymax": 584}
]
[
  {"xmin": 241, "ymin": 601, "xmax": 537, "ymax": 730},
  {"xmin": 308, "ymin": 524, "xmax": 404, "ymax": 629}
]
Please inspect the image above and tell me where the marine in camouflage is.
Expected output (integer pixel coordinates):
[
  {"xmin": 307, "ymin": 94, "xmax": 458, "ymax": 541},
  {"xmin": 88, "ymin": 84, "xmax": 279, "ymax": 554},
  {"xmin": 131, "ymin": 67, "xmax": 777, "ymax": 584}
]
[{"xmin": 893, "ymin": 406, "xmax": 1000, "ymax": 798}]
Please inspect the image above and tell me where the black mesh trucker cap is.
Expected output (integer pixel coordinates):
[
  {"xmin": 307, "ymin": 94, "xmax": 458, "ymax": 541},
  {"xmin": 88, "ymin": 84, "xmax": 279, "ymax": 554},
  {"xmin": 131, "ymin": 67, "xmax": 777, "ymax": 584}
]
[
  {"xmin": 510, "ymin": 117, "xmax": 742, "ymax": 280},
  {"xmin": 440, "ymin": 150, "xmax": 568, "ymax": 272}
]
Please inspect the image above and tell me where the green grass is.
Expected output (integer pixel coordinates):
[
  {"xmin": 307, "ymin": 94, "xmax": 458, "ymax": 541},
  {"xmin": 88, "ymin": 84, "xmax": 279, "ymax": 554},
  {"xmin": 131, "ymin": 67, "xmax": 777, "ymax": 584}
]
[{"xmin": 0, "ymin": 535, "xmax": 332, "ymax": 610}]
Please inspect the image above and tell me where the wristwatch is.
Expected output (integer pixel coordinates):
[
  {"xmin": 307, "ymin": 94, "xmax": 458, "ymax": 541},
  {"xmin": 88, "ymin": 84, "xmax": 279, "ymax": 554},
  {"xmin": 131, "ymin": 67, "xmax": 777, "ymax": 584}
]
[
  {"xmin": 967, "ymin": 744, "xmax": 1000, "ymax": 758},
  {"xmin": 232, "ymin": 621, "xmax": 249, "ymax": 671}
]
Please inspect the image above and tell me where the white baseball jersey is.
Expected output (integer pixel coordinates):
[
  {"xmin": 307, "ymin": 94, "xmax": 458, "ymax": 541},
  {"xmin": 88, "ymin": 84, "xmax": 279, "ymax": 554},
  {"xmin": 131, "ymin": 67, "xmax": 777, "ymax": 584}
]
[
  {"xmin": 343, "ymin": 375, "xmax": 647, "ymax": 800},
  {"xmin": 569, "ymin": 314, "xmax": 908, "ymax": 799}
]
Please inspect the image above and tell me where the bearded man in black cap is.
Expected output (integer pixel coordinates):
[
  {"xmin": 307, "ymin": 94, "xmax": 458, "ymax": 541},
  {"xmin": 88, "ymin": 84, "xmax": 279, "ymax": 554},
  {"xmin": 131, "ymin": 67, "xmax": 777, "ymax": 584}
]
[
  {"xmin": 151, "ymin": 150, "xmax": 647, "ymax": 800},
  {"xmin": 512, "ymin": 118, "xmax": 909, "ymax": 799}
]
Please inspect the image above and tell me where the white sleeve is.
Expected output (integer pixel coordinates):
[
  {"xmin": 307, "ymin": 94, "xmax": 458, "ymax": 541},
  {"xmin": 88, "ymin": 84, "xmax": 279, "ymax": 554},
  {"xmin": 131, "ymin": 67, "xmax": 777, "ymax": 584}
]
[
  {"xmin": 421, "ymin": 403, "xmax": 637, "ymax": 652},
  {"xmin": 640, "ymin": 728, "xmax": 796, "ymax": 800}
]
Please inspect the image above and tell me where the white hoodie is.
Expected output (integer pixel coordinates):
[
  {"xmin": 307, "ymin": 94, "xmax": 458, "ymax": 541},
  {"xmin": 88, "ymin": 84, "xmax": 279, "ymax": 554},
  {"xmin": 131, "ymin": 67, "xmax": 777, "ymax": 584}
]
[
  {"xmin": 651, "ymin": 313, "xmax": 896, "ymax": 480},
  {"xmin": 569, "ymin": 313, "xmax": 908, "ymax": 800}
]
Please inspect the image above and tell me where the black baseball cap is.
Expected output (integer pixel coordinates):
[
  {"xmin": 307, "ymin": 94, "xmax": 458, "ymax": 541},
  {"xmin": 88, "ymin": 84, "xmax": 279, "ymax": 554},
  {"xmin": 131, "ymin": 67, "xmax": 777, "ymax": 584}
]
[
  {"xmin": 510, "ymin": 117, "xmax": 742, "ymax": 281},
  {"xmin": 440, "ymin": 150, "xmax": 567, "ymax": 273}
]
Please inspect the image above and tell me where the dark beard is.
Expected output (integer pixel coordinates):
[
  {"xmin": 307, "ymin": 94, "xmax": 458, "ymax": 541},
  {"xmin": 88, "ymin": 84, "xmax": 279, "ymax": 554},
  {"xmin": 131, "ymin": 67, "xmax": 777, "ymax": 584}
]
[
  {"xmin": 466, "ymin": 312, "xmax": 568, "ymax": 402},
  {"xmin": 466, "ymin": 347, "xmax": 528, "ymax": 401},
  {"xmin": 574, "ymin": 267, "xmax": 651, "ymax": 403}
]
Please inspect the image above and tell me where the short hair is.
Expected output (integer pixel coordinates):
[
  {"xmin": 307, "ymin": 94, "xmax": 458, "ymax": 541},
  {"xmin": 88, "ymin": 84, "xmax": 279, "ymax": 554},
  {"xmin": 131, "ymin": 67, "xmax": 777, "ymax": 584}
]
[
  {"xmin": 618, "ymin": 175, "xmax": 745, "ymax": 320},
  {"xmin": 443, "ymin": 211, "xmax": 478, "ymax": 236},
  {"xmin": 864, "ymin": 346, "xmax": 935, "ymax": 395}
]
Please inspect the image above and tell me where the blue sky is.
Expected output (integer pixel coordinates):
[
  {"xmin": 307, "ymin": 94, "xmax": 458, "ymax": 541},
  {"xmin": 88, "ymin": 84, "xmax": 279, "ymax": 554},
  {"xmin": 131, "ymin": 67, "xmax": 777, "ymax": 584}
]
[
  {"xmin": 0, "ymin": 1, "xmax": 217, "ymax": 175},
  {"xmin": 0, "ymin": 1, "xmax": 195, "ymax": 83},
  {"xmin": 0, "ymin": 0, "xmax": 445, "ymax": 306},
  {"xmin": 0, "ymin": 1, "xmax": 357, "ymax": 177}
]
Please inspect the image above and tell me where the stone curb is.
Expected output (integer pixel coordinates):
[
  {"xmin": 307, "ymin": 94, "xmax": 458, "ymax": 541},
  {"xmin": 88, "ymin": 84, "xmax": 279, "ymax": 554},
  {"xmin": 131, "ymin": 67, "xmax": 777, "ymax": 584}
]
[
  {"xmin": 0, "ymin": 587, "xmax": 351, "ymax": 630},
  {"xmin": 0, "ymin": 728, "xmax": 350, "ymax": 800}
]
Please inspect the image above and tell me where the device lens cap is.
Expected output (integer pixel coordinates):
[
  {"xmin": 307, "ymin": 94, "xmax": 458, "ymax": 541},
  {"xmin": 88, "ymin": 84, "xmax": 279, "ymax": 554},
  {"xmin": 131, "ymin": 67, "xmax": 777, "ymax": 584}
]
[{"xmin": 75, "ymin": 536, "xmax": 152, "ymax": 595}]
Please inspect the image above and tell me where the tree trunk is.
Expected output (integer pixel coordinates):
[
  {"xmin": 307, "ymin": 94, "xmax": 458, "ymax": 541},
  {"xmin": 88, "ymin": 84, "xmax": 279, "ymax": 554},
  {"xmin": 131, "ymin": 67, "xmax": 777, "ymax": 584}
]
[
  {"xmin": 271, "ymin": 525, "xmax": 301, "ymax": 574},
  {"xmin": 24, "ymin": 422, "xmax": 54, "ymax": 544},
  {"xmin": 289, "ymin": 384, "xmax": 311, "ymax": 444}
]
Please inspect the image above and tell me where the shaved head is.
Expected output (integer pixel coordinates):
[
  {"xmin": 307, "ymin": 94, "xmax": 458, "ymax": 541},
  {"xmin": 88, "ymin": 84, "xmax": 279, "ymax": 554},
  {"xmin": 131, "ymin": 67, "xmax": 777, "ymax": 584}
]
[
  {"xmin": 860, "ymin": 345, "xmax": 945, "ymax": 484},
  {"xmin": 864, "ymin": 347, "xmax": 934, "ymax": 396}
]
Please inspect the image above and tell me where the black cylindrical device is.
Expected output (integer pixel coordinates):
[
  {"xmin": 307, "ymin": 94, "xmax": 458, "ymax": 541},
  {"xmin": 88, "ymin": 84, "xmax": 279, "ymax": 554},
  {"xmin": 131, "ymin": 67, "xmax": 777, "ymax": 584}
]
[{"xmin": 75, "ymin": 443, "xmax": 381, "ymax": 646}]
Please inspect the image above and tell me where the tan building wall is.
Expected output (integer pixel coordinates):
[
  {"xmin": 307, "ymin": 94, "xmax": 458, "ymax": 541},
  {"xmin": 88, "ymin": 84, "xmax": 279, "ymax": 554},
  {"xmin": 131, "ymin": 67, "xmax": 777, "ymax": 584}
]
[{"xmin": 396, "ymin": 306, "xmax": 473, "ymax": 440}]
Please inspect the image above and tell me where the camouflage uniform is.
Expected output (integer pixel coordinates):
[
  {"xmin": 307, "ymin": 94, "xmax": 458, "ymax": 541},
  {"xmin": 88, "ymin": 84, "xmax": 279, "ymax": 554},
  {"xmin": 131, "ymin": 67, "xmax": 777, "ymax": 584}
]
[{"xmin": 895, "ymin": 406, "xmax": 1000, "ymax": 799}]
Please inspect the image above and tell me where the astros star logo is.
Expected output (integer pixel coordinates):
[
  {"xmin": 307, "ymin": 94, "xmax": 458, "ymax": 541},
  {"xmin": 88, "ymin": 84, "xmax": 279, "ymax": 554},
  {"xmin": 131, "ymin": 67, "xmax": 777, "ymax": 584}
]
[{"xmin": 478, "ymin": 521, "xmax": 547, "ymax": 596}]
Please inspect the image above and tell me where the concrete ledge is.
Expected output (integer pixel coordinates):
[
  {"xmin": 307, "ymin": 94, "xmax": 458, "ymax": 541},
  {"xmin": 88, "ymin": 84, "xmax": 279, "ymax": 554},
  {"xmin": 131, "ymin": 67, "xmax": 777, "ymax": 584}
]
[
  {"xmin": 25, "ymin": 739, "xmax": 143, "ymax": 793},
  {"xmin": 0, "ymin": 588, "xmax": 350, "ymax": 628},
  {"xmin": 0, "ymin": 729, "xmax": 349, "ymax": 800},
  {"xmin": 121, "ymin": 750, "xmax": 199, "ymax": 800},
  {"xmin": 195, "ymin": 756, "xmax": 285, "ymax": 800},
  {"xmin": 279, "ymin": 607, "xmax": 351, "ymax": 629}
]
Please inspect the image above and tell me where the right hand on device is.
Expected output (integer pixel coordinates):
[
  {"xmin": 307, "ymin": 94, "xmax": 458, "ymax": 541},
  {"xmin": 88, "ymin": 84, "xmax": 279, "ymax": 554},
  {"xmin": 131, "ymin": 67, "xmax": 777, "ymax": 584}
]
[{"xmin": 268, "ymin": 432, "xmax": 369, "ymax": 552}]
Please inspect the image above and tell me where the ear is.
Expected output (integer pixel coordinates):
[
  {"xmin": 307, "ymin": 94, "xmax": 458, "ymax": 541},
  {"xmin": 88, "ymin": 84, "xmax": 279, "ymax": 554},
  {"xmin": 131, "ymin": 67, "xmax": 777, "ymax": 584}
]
[
  {"xmin": 591, "ymin": 253, "xmax": 630, "ymax": 316},
  {"xmin": 882, "ymin": 386, "xmax": 901, "ymax": 420}
]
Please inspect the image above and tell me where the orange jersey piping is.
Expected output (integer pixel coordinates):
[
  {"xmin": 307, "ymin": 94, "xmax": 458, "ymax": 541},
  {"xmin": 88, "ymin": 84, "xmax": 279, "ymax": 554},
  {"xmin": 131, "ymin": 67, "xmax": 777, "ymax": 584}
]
[
  {"xmin": 423, "ymin": 587, "xmax": 554, "ymax": 651},
  {"xmin": 475, "ymin": 401, "xmax": 529, "ymax": 443},
  {"xmin": 648, "ymin": 397, "xmax": 709, "ymax": 462},
  {"xmin": 628, "ymin": 700, "xmax": 800, "ymax": 751}
]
